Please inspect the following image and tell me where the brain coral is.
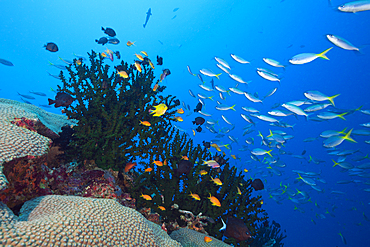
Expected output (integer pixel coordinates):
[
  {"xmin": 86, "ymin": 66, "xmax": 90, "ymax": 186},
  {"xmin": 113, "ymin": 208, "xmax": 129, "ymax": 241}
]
[
  {"xmin": 0, "ymin": 98, "xmax": 78, "ymax": 190},
  {"xmin": 170, "ymin": 228, "xmax": 232, "ymax": 247},
  {"xmin": 0, "ymin": 195, "xmax": 181, "ymax": 246}
]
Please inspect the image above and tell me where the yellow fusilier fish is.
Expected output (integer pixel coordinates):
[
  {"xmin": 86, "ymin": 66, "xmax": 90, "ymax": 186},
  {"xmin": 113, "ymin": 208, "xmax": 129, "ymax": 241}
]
[
  {"xmin": 289, "ymin": 47, "xmax": 333, "ymax": 65},
  {"xmin": 149, "ymin": 104, "xmax": 168, "ymax": 117}
]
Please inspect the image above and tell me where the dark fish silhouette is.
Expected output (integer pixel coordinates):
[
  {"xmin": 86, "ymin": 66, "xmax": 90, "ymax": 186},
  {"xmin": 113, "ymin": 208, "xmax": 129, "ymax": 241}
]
[
  {"xmin": 194, "ymin": 102, "xmax": 202, "ymax": 112},
  {"xmin": 224, "ymin": 217, "xmax": 251, "ymax": 243},
  {"xmin": 193, "ymin": 117, "xmax": 205, "ymax": 125},
  {"xmin": 173, "ymin": 160, "xmax": 193, "ymax": 176},
  {"xmin": 0, "ymin": 58, "xmax": 14, "ymax": 66},
  {"xmin": 17, "ymin": 92, "xmax": 35, "ymax": 100},
  {"xmin": 251, "ymin": 178, "xmax": 264, "ymax": 191},
  {"xmin": 203, "ymin": 141, "xmax": 210, "ymax": 148},
  {"xmin": 196, "ymin": 126, "xmax": 202, "ymax": 133},
  {"xmin": 115, "ymin": 51, "xmax": 121, "ymax": 59},
  {"xmin": 108, "ymin": 38, "xmax": 120, "ymax": 44},
  {"xmin": 48, "ymin": 92, "xmax": 74, "ymax": 108},
  {"xmin": 95, "ymin": 37, "xmax": 108, "ymax": 45},
  {"xmin": 143, "ymin": 8, "xmax": 152, "ymax": 28},
  {"xmin": 173, "ymin": 7, "xmax": 179, "ymax": 12},
  {"xmin": 44, "ymin": 42, "xmax": 58, "ymax": 52},
  {"xmin": 156, "ymin": 56, "xmax": 163, "ymax": 65},
  {"xmin": 101, "ymin": 27, "xmax": 116, "ymax": 37}
]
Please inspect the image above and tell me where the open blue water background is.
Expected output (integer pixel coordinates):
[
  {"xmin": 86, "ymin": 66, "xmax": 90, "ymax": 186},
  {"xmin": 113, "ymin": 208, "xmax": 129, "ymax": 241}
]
[{"xmin": 1, "ymin": 1, "xmax": 369, "ymax": 246}]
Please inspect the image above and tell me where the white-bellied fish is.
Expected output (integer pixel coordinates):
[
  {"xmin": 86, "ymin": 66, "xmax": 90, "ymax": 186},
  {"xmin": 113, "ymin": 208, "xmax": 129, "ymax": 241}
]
[
  {"xmin": 304, "ymin": 91, "xmax": 339, "ymax": 106},
  {"xmin": 199, "ymin": 84, "xmax": 214, "ymax": 92},
  {"xmin": 199, "ymin": 111, "xmax": 212, "ymax": 117},
  {"xmin": 244, "ymin": 92, "xmax": 262, "ymax": 103},
  {"xmin": 262, "ymin": 58, "xmax": 285, "ymax": 69},
  {"xmin": 229, "ymin": 74, "xmax": 249, "ymax": 84},
  {"xmin": 304, "ymin": 103, "xmax": 332, "ymax": 112},
  {"xmin": 257, "ymin": 70, "xmax": 281, "ymax": 82},
  {"xmin": 323, "ymin": 129, "xmax": 357, "ymax": 148},
  {"xmin": 215, "ymin": 104, "xmax": 236, "ymax": 111},
  {"xmin": 187, "ymin": 65, "xmax": 197, "ymax": 76},
  {"xmin": 229, "ymin": 87, "xmax": 245, "ymax": 95},
  {"xmin": 241, "ymin": 114, "xmax": 255, "ymax": 125},
  {"xmin": 251, "ymin": 148, "xmax": 273, "ymax": 157},
  {"xmin": 250, "ymin": 114, "xmax": 279, "ymax": 123},
  {"xmin": 263, "ymin": 88, "xmax": 278, "ymax": 99},
  {"xmin": 242, "ymin": 107, "xmax": 259, "ymax": 113},
  {"xmin": 230, "ymin": 54, "xmax": 250, "ymax": 64},
  {"xmin": 214, "ymin": 57, "xmax": 231, "ymax": 69},
  {"xmin": 221, "ymin": 115, "xmax": 233, "ymax": 125},
  {"xmin": 289, "ymin": 48, "xmax": 332, "ymax": 65},
  {"xmin": 200, "ymin": 69, "xmax": 221, "ymax": 79},
  {"xmin": 317, "ymin": 112, "xmax": 347, "ymax": 120},
  {"xmin": 282, "ymin": 103, "xmax": 307, "ymax": 117},
  {"xmin": 215, "ymin": 85, "xmax": 228, "ymax": 93},
  {"xmin": 216, "ymin": 63, "xmax": 230, "ymax": 74},
  {"xmin": 189, "ymin": 89, "xmax": 196, "ymax": 98},
  {"xmin": 197, "ymin": 93, "xmax": 213, "ymax": 100},
  {"xmin": 338, "ymin": 0, "xmax": 370, "ymax": 12},
  {"xmin": 326, "ymin": 34, "xmax": 359, "ymax": 51}
]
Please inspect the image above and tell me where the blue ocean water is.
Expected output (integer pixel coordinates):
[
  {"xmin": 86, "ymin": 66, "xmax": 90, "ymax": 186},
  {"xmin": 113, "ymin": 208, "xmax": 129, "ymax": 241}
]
[{"xmin": 1, "ymin": 0, "xmax": 369, "ymax": 246}]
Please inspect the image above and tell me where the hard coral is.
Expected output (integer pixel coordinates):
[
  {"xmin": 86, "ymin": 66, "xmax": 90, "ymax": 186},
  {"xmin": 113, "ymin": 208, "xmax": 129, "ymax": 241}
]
[
  {"xmin": 0, "ymin": 195, "xmax": 181, "ymax": 246},
  {"xmin": 0, "ymin": 98, "xmax": 77, "ymax": 191}
]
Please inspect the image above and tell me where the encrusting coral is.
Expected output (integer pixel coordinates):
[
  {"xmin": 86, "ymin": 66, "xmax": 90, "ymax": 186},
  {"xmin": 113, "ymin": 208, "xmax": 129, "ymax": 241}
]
[
  {"xmin": 0, "ymin": 195, "xmax": 181, "ymax": 246},
  {"xmin": 0, "ymin": 98, "xmax": 77, "ymax": 191},
  {"xmin": 170, "ymin": 228, "xmax": 232, "ymax": 247}
]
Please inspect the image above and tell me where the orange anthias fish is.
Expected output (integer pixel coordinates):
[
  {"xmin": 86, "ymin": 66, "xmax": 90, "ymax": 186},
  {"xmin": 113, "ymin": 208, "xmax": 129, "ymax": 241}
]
[
  {"xmin": 211, "ymin": 143, "xmax": 221, "ymax": 152},
  {"xmin": 237, "ymin": 186, "xmax": 242, "ymax": 195},
  {"xmin": 173, "ymin": 116, "xmax": 183, "ymax": 122},
  {"xmin": 199, "ymin": 170, "xmax": 207, "ymax": 175},
  {"xmin": 140, "ymin": 194, "xmax": 152, "ymax": 200},
  {"xmin": 211, "ymin": 177, "xmax": 222, "ymax": 186},
  {"xmin": 124, "ymin": 162, "xmax": 137, "ymax": 173},
  {"xmin": 127, "ymin": 41, "xmax": 135, "ymax": 46},
  {"xmin": 117, "ymin": 70, "xmax": 128, "ymax": 78},
  {"xmin": 181, "ymin": 156, "xmax": 189, "ymax": 160},
  {"xmin": 145, "ymin": 167, "xmax": 153, "ymax": 172},
  {"xmin": 177, "ymin": 108, "xmax": 184, "ymax": 114},
  {"xmin": 204, "ymin": 236, "xmax": 212, "ymax": 243},
  {"xmin": 153, "ymin": 83, "xmax": 159, "ymax": 91},
  {"xmin": 140, "ymin": 120, "xmax": 151, "ymax": 126},
  {"xmin": 189, "ymin": 192, "xmax": 201, "ymax": 201},
  {"xmin": 164, "ymin": 159, "xmax": 168, "ymax": 166},
  {"xmin": 208, "ymin": 194, "xmax": 221, "ymax": 207},
  {"xmin": 140, "ymin": 51, "xmax": 148, "ymax": 56},
  {"xmin": 135, "ymin": 53, "xmax": 144, "ymax": 61},
  {"xmin": 153, "ymin": 160, "xmax": 163, "ymax": 166},
  {"xmin": 158, "ymin": 206, "xmax": 166, "ymax": 211},
  {"xmin": 149, "ymin": 60, "xmax": 155, "ymax": 69},
  {"xmin": 135, "ymin": 61, "xmax": 142, "ymax": 72}
]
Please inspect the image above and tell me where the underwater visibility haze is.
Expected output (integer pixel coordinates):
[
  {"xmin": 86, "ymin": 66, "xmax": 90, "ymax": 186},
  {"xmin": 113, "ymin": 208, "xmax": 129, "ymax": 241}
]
[{"xmin": 1, "ymin": 0, "xmax": 370, "ymax": 246}]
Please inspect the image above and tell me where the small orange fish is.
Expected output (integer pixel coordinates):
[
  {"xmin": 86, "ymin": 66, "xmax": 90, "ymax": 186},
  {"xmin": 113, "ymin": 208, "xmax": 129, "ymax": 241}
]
[
  {"xmin": 164, "ymin": 159, "xmax": 168, "ymax": 166},
  {"xmin": 192, "ymin": 129, "xmax": 196, "ymax": 136},
  {"xmin": 145, "ymin": 167, "xmax": 153, "ymax": 172},
  {"xmin": 117, "ymin": 70, "xmax": 128, "ymax": 78},
  {"xmin": 231, "ymin": 154, "xmax": 236, "ymax": 159},
  {"xmin": 189, "ymin": 192, "xmax": 201, "ymax": 201},
  {"xmin": 260, "ymin": 200, "xmax": 264, "ymax": 205},
  {"xmin": 140, "ymin": 51, "xmax": 148, "ymax": 56},
  {"xmin": 177, "ymin": 108, "xmax": 184, "ymax": 114},
  {"xmin": 211, "ymin": 143, "xmax": 221, "ymax": 152},
  {"xmin": 237, "ymin": 186, "xmax": 242, "ymax": 195},
  {"xmin": 208, "ymin": 194, "xmax": 221, "ymax": 207},
  {"xmin": 173, "ymin": 116, "xmax": 183, "ymax": 122},
  {"xmin": 211, "ymin": 177, "xmax": 222, "ymax": 186},
  {"xmin": 199, "ymin": 170, "xmax": 207, "ymax": 175},
  {"xmin": 244, "ymin": 169, "xmax": 249, "ymax": 173},
  {"xmin": 140, "ymin": 194, "xmax": 152, "ymax": 200},
  {"xmin": 153, "ymin": 160, "xmax": 163, "ymax": 166},
  {"xmin": 149, "ymin": 60, "xmax": 155, "ymax": 69},
  {"xmin": 204, "ymin": 236, "xmax": 212, "ymax": 243},
  {"xmin": 135, "ymin": 53, "xmax": 144, "ymax": 61},
  {"xmin": 75, "ymin": 59, "xmax": 82, "ymax": 65},
  {"xmin": 153, "ymin": 83, "xmax": 159, "ymax": 91},
  {"xmin": 124, "ymin": 162, "xmax": 137, "ymax": 173},
  {"xmin": 127, "ymin": 41, "xmax": 135, "ymax": 46},
  {"xmin": 140, "ymin": 120, "xmax": 151, "ymax": 126},
  {"xmin": 158, "ymin": 206, "xmax": 166, "ymax": 211},
  {"xmin": 135, "ymin": 61, "xmax": 142, "ymax": 72},
  {"xmin": 181, "ymin": 156, "xmax": 189, "ymax": 160}
]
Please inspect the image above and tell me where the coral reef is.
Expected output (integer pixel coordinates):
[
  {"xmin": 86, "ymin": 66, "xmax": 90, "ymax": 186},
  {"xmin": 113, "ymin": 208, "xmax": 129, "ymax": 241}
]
[
  {"xmin": 170, "ymin": 228, "xmax": 231, "ymax": 247},
  {"xmin": 58, "ymin": 51, "xmax": 180, "ymax": 171},
  {"xmin": 0, "ymin": 195, "xmax": 181, "ymax": 246},
  {"xmin": 0, "ymin": 98, "xmax": 77, "ymax": 190}
]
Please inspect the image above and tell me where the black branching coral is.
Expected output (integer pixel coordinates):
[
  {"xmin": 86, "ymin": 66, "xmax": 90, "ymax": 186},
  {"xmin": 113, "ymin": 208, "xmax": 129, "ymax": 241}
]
[{"xmin": 58, "ymin": 51, "xmax": 179, "ymax": 170}]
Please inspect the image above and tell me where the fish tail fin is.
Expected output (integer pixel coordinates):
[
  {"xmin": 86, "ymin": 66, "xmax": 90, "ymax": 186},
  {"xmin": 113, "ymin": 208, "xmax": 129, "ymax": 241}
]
[
  {"xmin": 47, "ymin": 98, "xmax": 54, "ymax": 105},
  {"xmin": 339, "ymin": 127, "xmax": 348, "ymax": 135},
  {"xmin": 317, "ymin": 47, "xmax": 333, "ymax": 60},
  {"xmin": 332, "ymin": 159, "xmax": 339, "ymax": 167},
  {"xmin": 215, "ymin": 73, "xmax": 222, "ymax": 79},
  {"xmin": 101, "ymin": 27, "xmax": 105, "ymax": 31},
  {"xmin": 267, "ymin": 129, "xmax": 273, "ymax": 137},
  {"xmin": 338, "ymin": 112, "xmax": 347, "ymax": 120},
  {"xmin": 231, "ymin": 104, "xmax": 236, "ymax": 111},
  {"xmin": 343, "ymin": 128, "xmax": 357, "ymax": 143},
  {"xmin": 48, "ymin": 61, "xmax": 54, "ymax": 66},
  {"xmin": 355, "ymin": 105, "xmax": 363, "ymax": 112},
  {"xmin": 327, "ymin": 94, "xmax": 340, "ymax": 106},
  {"xmin": 267, "ymin": 150, "xmax": 273, "ymax": 157}
]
